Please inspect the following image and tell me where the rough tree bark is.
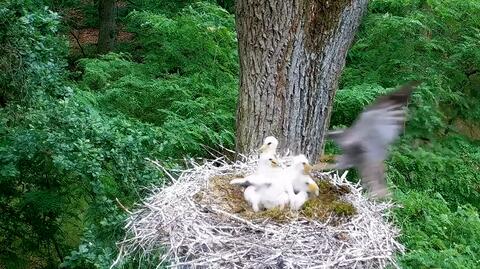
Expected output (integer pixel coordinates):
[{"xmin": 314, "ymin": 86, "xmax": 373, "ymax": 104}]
[
  {"xmin": 97, "ymin": 0, "xmax": 116, "ymax": 54},
  {"xmin": 235, "ymin": 0, "xmax": 368, "ymax": 162}
]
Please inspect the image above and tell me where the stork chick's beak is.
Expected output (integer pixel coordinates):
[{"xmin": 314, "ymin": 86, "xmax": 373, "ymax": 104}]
[
  {"xmin": 258, "ymin": 144, "xmax": 268, "ymax": 153},
  {"xmin": 303, "ymin": 163, "xmax": 313, "ymax": 175},
  {"xmin": 270, "ymin": 159, "xmax": 280, "ymax": 167},
  {"xmin": 308, "ymin": 182, "xmax": 319, "ymax": 196}
]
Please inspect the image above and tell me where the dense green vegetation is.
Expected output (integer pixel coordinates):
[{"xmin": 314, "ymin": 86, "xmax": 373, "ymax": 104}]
[
  {"xmin": 0, "ymin": 0, "xmax": 479, "ymax": 268},
  {"xmin": 333, "ymin": 0, "xmax": 480, "ymax": 266},
  {"xmin": 0, "ymin": 1, "xmax": 236, "ymax": 268}
]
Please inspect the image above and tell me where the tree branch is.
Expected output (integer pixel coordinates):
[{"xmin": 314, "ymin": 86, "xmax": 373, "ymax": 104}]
[{"xmin": 70, "ymin": 30, "xmax": 86, "ymax": 57}]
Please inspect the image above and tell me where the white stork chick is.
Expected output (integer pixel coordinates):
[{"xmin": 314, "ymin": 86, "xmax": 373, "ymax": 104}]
[
  {"xmin": 287, "ymin": 154, "xmax": 320, "ymax": 210},
  {"xmin": 258, "ymin": 136, "xmax": 279, "ymax": 156},
  {"xmin": 256, "ymin": 136, "xmax": 282, "ymax": 176},
  {"xmin": 256, "ymin": 149, "xmax": 283, "ymax": 181},
  {"xmin": 230, "ymin": 151, "xmax": 291, "ymax": 212},
  {"xmin": 243, "ymin": 178, "xmax": 290, "ymax": 212},
  {"xmin": 290, "ymin": 192, "xmax": 309, "ymax": 211},
  {"xmin": 237, "ymin": 155, "xmax": 288, "ymax": 212},
  {"xmin": 230, "ymin": 152, "xmax": 281, "ymax": 186}
]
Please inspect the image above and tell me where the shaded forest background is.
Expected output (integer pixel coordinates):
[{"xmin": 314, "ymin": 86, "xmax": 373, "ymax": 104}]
[{"xmin": 0, "ymin": 0, "xmax": 479, "ymax": 268}]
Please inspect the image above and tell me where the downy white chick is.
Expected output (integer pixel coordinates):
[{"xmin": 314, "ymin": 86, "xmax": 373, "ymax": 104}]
[
  {"xmin": 287, "ymin": 154, "xmax": 320, "ymax": 210},
  {"xmin": 231, "ymin": 151, "xmax": 292, "ymax": 212},
  {"xmin": 230, "ymin": 136, "xmax": 280, "ymax": 186},
  {"xmin": 229, "ymin": 152, "xmax": 281, "ymax": 186},
  {"xmin": 257, "ymin": 136, "xmax": 280, "ymax": 172},
  {"xmin": 290, "ymin": 191, "xmax": 309, "ymax": 211},
  {"xmin": 233, "ymin": 154, "xmax": 287, "ymax": 212},
  {"xmin": 231, "ymin": 136, "xmax": 291, "ymax": 212},
  {"xmin": 258, "ymin": 136, "xmax": 279, "ymax": 156},
  {"xmin": 254, "ymin": 136, "xmax": 282, "ymax": 180},
  {"xmin": 244, "ymin": 177, "xmax": 290, "ymax": 212}
]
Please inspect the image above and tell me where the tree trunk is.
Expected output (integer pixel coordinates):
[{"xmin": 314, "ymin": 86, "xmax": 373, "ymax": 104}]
[
  {"xmin": 235, "ymin": 0, "xmax": 368, "ymax": 162},
  {"xmin": 97, "ymin": 0, "xmax": 117, "ymax": 54}
]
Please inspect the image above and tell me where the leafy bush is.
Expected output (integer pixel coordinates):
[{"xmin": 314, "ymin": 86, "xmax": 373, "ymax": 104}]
[
  {"xmin": 0, "ymin": 2, "xmax": 168, "ymax": 268},
  {"xmin": 389, "ymin": 136, "xmax": 480, "ymax": 206},
  {"xmin": 132, "ymin": 0, "xmax": 235, "ymax": 15},
  {"xmin": 341, "ymin": 0, "xmax": 480, "ymax": 134},
  {"xmin": 335, "ymin": 0, "xmax": 480, "ymax": 192},
  {"xmin": 1, "ymin": 2, "xmax": 238, "ymax": 268},
  {"xmin": 78, "ymin": 3, "xmax": 238, "ymax": 157},
  {"xmin": 1, "ymin": 96, "xmax": 167, "ymax": 267},
  {"xmin": 394, "ymin": 191, "xmax": 480, "ymax": 268},
  {"xmin": 132, "ymin": 0, "xmax": 199, "ymax": 15},
  {"xmin": 2, "ymin": 0, "xmax": 480, "ymax": 268},
  {"xmin": 127, "ymin": 2, "xmax": 237, "ymax": 75},
  {"xmin": 0, "ymin": 0, "xmax": 71, "ymax": 104},
  {"xmin": 332, "ymin": 1, "xmax": 480, "ymax": 268}
]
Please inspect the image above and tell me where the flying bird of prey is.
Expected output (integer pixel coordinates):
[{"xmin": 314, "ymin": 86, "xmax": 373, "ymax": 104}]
[{"xmin": 313, "ymin": 80, "xmax": 421, "ymax": 198}]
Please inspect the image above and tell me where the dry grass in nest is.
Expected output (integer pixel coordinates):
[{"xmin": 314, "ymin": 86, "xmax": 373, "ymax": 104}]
[{"xmin": 112, "ymin": 156, "xmax": 404, "ymax": 269}]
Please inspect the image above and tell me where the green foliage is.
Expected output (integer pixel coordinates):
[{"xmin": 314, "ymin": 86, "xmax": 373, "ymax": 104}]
[
  {"xmin": 0, "ymin": 2, "xmax": 237, "ymax": 268},
  {"xmin": 78, "ymin": 3, "xmax": 238, "ymax": 158},
  {"xmin": 394, "ymin": 191, "xmax": 480, "ymax": 268},
  {"xmin": 2, "ymin": 0, "xmax": 480, "ymax": 268},
  {"xmin": 131, "ymin": 0, "xmax": 235, "ymax": 15},
  {"xmin": 341, "ymin": 0, "xmax": 480, "ymax": 132},
  {"xmin": 127, "ymin": 2, "xmax": 237, "ymax": 75},
  {"xmin": 0, "ymin": 1, "xmax": 168, "ymax": 268},
  {"xmin": 0, "ymin": 0, "xmax": 70, "ymax": 104},
  {"xmin": 0, "ymin": 4, "xmax": 77, "ymax": 265},
  {"xmin": 131, "ymin": 0, "xmax": 200, "ymax": 15},
  {"xmin": 331, "ymin": 1, "xmax": 480, "ymax": 267},
  {"xmin": 59, "ymin": 4, "xmax": 238, "ymax": 266},
  {"xmin": 389, "ymin": 136, "xmax": 480, "ymax": 206},
  {"xmin": 1, "ymin": 91, "xmax": 168, "ymax": 268}
]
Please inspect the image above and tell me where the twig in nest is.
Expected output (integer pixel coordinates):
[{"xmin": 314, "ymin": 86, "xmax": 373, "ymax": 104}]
[{"xmin": 115, "ymin": 197, "xmax": 132, "ymax": 214}]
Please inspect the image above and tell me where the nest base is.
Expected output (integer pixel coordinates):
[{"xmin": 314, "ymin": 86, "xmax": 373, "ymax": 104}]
[{"xmin": 114, "ymin": 157, "xmax": 404, "ymax": 268}]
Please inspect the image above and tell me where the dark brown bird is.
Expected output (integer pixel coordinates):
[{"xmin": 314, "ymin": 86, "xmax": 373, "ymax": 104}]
[{"xmin": 314, "ymin": 81, "xmax": 421, "ymax": 198}]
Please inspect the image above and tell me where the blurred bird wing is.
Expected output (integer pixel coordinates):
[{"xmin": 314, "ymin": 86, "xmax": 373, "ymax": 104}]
[
  {"xmin": 356, "ymin": 80, "xmax": 420, "ymax": 144},
  {"xmin": 353, "ymin": 103, "xmax": 406, "ymax": 146},
  {"xmin": 324, "ymin": 81, "xmax": 420, "ymax": 198},
  {"xmin": 333, "ymin": 81, "xmax": 420, "ymax": 162},
  {"xmin": 366, "ymin": 80, "xmax": 420, "ymax": 110},
  {"xmin": 358, "ymin": 160, "xmax": 390, "ymax": 198}
]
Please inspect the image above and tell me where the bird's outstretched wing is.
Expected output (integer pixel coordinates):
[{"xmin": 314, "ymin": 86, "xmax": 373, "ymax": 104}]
[
  {"xmin": 230, "ymin": 177, "xmax": 272, "ymax": 189},
  {"xmin": 327, "ymin": 80, "xmax": 421, "ymax": 198}
]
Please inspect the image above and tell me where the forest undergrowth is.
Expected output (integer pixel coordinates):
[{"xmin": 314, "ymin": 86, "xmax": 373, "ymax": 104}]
[{"xmin": 0, "ymin": 0, "xmax": 479, "ymax": 268}]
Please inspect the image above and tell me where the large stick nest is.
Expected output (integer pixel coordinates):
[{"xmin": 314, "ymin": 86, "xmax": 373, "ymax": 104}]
[{"xmin": 113, "ymin": 156, "xmax": 404, "ymax": 268}]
